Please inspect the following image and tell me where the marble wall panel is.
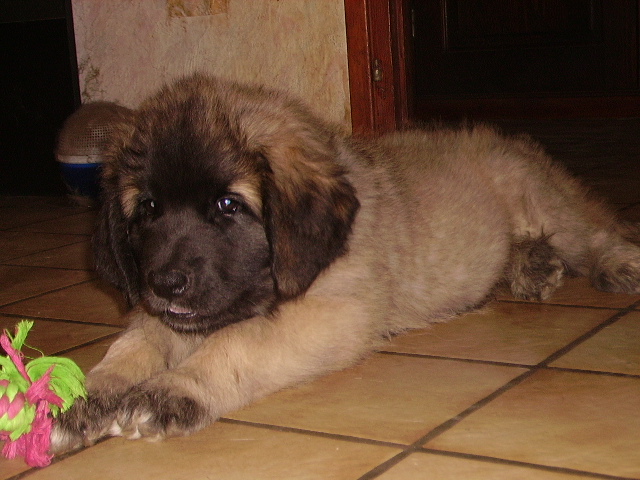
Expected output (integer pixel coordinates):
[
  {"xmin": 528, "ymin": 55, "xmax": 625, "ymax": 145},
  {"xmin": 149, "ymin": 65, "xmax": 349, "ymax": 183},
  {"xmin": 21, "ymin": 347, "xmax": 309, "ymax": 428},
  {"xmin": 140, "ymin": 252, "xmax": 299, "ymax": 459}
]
[{"xmin": 71, "ymin": 0, "xmax": 351, "ymax": 127}]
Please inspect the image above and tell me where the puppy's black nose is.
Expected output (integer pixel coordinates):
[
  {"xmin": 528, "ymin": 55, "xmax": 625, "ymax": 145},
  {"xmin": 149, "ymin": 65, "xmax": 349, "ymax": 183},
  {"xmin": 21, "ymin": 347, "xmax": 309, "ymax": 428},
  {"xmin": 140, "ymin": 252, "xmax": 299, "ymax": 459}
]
[{"xmin": 148, "ymin": 270, "xmax": 190, "ymax": 299}]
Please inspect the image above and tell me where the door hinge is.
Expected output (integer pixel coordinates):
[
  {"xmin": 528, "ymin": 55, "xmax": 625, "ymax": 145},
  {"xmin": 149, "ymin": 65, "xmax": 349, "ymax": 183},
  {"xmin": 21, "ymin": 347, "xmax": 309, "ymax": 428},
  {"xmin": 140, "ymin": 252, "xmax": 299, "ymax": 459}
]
[{"xmin": 372, "ymin": 58, "xmax": 383, "ymax": 82}]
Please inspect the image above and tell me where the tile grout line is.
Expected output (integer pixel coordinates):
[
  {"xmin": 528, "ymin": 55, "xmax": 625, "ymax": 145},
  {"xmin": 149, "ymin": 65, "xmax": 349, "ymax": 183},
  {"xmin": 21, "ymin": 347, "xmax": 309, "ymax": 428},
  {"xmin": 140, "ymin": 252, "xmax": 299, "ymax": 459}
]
[
  {"xmin": 0, "ymin": 278, "xmax": 99, "ymax": 310},
  {"xmin": 0, "ymin": 208, "xmax": 97, "ymax": 231},
  {"xmin": 418, "ymin": 448, "xmax": 640, "ymax": 480},
  {"xmin": 377, "ymin": 350, "xmax": 640, "ymax": 380},
  {"xmin": 0, "ymin": 263, "xmax": 94, "ymax": 272},
  {"xmin": 217, "ymin": 417, "xmax": 408, "ymax": 450},
  {"xmin": 496, "ymin": 298, "xmax": 637, "ymax": 311},
  {"xmin": 537, "ymin": 300, "xmax": 640, "ymax": 367},
  {"xmin": 357, "ymin": 302, "xmax": 640, "ymax": 480},
  {"xmin": 542, "ymin": 364, "xmax": 640, "ymax": 379},
  {"xmin": 0, "ymin": 236, "xmax": 92, "ymax": 265},
  {"xmin": 0, "ymin": 312, "xmax": 125, "ymax": 330},
  {"xmin": 52, "ymin": 331, "xmax": 123, "ymax": 357},
  {"xmin": 377, "ymin": 349, "xmax": 536, "ymax": 369}
]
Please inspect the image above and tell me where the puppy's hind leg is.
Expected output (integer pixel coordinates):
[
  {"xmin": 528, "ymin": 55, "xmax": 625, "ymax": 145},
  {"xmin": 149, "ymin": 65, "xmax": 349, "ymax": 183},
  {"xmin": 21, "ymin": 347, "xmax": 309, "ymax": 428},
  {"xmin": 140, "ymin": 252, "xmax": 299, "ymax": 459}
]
[
  {"xmin": 506, "ymin": 234, "xmax": 566, "ymax": 301},
  {"xmin": 494, "ymin": 134, "xmax": 640, "ymax": 296},
  {"xmin": 539, "ymin": 205, "xmax": 640, "ymax": 295}
]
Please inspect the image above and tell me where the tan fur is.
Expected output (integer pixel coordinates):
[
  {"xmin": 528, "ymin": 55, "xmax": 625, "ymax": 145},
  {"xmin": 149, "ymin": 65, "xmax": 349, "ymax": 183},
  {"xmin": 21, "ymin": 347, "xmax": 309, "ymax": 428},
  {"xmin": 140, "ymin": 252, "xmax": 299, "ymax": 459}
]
[
  {"xmin": 119, "ymin": 184, "xmax": 141, "ymax": 218},
  {"xmin": 52, "ymin": 75, "xmax": 640, "ymax": 451},
  {"xmin": 228, "ymin": 178, "xmax": 263, "ymax": 216}
]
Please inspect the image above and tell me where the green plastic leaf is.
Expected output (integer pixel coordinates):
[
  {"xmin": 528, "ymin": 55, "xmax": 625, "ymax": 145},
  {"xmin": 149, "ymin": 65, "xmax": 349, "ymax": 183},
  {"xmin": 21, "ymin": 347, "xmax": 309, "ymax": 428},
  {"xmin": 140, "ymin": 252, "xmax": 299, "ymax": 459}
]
[
  {"xmin": 0, "ymin": 357, "xmax": 30, "ymax": 399},
  {"xmin": 5, "ymin": 382, "xmax": 20, "ymax": 402},
  {"xmin": 7, "ymin": 320, "xmax": 34, "ymax": 352},
  {"xmin": 0, "ymin": 356, "xmax": 20, "ymax": 377},
  {"xmin": 26, "ymin": 357, "xmax": 87, "ymax": 413},
  {"xmin": 2, "ymin": 404, "xmax": 36, "ymax": 440}
]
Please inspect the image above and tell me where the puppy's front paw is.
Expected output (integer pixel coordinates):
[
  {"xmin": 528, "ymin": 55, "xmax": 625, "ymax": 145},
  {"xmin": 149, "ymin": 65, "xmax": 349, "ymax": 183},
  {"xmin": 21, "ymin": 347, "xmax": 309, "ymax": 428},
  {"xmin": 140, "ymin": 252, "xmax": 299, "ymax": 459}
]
[
  {"xmin": 113, "ymin": 384, "xmax": 210, "ymax": 441},
  {"xmin": 51, "ymin": 393, "xmax": 122, "ymax": 453}
]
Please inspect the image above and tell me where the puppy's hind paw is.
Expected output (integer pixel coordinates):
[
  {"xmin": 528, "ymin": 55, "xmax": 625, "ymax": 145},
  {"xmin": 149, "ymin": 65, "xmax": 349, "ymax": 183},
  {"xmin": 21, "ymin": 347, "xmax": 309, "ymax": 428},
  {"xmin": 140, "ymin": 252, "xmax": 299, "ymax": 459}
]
[{"xmin": 507, "ymin": 235, "xmax": 565, "ymax": 301}]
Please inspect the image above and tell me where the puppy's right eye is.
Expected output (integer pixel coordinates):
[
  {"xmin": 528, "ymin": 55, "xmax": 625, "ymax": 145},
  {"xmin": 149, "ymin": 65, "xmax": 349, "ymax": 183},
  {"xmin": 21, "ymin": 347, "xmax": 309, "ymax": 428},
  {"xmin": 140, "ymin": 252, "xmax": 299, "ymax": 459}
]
[{"xmin": 216, "ymin": 196, "xmax": 241, "ymax": 216}]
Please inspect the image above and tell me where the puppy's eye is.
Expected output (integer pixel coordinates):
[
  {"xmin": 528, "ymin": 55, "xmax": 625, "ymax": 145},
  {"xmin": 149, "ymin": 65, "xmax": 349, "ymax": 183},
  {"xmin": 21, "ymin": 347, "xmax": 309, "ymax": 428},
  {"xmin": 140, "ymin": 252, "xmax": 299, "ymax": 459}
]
[
  {"xmin": 139, "ymin": 198, "xmax": 158, "ymax": 218},
  {"xmin": 216, "ymin": 196, "xmax": 241, "ymax": 216}
]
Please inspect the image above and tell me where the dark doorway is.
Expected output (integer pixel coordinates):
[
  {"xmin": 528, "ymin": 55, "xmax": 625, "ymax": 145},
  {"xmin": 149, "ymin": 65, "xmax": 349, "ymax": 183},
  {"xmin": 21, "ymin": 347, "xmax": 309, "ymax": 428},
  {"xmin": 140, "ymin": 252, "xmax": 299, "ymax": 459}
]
[
  {"xmin": 0, "ymin": 0, "xmax": 80, "ymax": 195},
  {"xmin": 411, "ymin": 0, "xmax": 640, "ymax": 121}
]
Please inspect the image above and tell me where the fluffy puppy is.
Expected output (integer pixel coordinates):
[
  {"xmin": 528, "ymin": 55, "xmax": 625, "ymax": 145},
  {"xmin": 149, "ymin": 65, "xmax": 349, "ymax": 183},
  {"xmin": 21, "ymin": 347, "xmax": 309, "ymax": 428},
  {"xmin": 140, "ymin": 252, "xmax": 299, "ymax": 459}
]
[{"xmin": 52, "ymin": 74, "xmax": 640, "ymax": 450}]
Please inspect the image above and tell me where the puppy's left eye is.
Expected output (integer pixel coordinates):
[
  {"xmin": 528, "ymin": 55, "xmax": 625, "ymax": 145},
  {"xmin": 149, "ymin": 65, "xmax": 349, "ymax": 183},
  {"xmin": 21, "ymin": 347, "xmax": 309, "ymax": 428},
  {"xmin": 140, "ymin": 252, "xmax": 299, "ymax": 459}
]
[{"xmin": 216, "ymin": 196, "xmax": 241, "ymax": 215}]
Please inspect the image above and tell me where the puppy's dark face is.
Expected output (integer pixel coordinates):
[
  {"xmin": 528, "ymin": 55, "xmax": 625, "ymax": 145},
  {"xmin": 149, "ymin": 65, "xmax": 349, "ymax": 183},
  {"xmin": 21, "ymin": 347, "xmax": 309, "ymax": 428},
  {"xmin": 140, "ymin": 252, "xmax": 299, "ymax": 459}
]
[
  {"xmin": 131, "ymin": 170, "xmax": 274, "ymax": 334},
  {"xmin": 94, "ymin": 75, "xmax": 360, "ymax": 335},
  {"xmin": 124, "ymin": 104, "xmax": 276, "ymax": 333}
]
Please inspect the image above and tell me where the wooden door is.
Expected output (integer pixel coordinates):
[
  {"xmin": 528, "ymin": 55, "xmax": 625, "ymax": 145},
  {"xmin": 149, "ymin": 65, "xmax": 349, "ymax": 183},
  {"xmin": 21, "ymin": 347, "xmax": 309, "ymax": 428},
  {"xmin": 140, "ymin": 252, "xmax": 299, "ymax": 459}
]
[
  {"xmin": 411, "ymin": 0, "xmax": 640, "ymax": 120},
  {"xmin": 345, "ymin": 1, "xmax": 640, "ymax": 134},
  {"xmin": 345, "ymin": 0, "xmax": 411, "ymax": 135}
]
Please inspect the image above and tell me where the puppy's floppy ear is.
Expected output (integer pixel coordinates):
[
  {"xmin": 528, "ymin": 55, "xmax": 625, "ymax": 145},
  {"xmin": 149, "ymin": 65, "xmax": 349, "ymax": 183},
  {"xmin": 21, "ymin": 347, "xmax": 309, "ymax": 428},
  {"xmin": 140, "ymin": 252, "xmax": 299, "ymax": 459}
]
[
  {"xmin": 92, "ymin": 115, "xmax": 141, "ymax": 307},
  {"xmin": 254, "ymin": 113, "xmax": 360, "ymax": 299},
  {"xmin": 93, "ymin": 197, "xmax": 139, "ymax": 306}
]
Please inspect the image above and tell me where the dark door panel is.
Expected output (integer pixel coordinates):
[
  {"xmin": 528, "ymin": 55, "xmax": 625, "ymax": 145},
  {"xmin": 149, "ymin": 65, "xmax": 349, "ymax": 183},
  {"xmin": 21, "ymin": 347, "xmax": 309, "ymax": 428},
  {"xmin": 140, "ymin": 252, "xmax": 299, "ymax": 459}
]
[{"xmin": 411, "ymin": 0, "xmax": 640, "ymax": 119}]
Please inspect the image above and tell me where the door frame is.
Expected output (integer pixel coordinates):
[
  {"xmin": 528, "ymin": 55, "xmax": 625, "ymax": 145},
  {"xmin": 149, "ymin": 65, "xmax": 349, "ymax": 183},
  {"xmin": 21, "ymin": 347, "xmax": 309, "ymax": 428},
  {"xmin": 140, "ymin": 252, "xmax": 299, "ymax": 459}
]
[{"xmin": 344, "ymin": 0, "xmax": 410, "ymax": 135}]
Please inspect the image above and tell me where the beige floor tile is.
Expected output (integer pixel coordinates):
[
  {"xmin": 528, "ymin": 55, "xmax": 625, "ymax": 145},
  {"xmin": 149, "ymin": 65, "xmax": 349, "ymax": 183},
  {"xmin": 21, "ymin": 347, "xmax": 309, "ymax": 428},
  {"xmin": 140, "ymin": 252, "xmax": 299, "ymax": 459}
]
[
  {"xmin": 550, "ymin": 311, "xmax": 640, "ymax": 375},
  {"xmin": 0, "ymin": 280, "xmax": 128, "ymax": 326},
  {"xmin": 426, "ymin": 370, "xmax": 640, "ymax": 478},
  {"xmin": 0, "ymin": 316, "xmax": 120, "ymax": 356},
  {"xmin": 8, "ymin": 241, "xmax": 93, "ymax": 270},
  {"xmin": 0, "ymin": 231, "xmax": 86, "ymax": 263},
  {"xmin": 377, "ymin": 452, "xmax": 596, "ymax": 480},
  {"xmin": 385, "ymin": 303, "xmax": 615, "ymax": 365},
  {"xmin": 0, "ymin": 266, "xmax": 92, "ymax": 306},
  {"xmin": 16, "ymin": 211, "xmax": 97, "ymax": 235},
  {"xmin": 229, "ymin": 354, "xmax": 525, "ymax": 444},
  {"xmin": 0, "ymin": 457, "xmax": 31, "ymax": 480},
  {"xmin": 27, "ymin": 422, "xmax": 400, "ymax": 480},
  {"xmin": 496, "ymin": 277, "xmax": 640, "ymax": 308},
  {"xmin": 63, "ymin": 337, "xmax": 118, "ymax": 373}
]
